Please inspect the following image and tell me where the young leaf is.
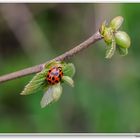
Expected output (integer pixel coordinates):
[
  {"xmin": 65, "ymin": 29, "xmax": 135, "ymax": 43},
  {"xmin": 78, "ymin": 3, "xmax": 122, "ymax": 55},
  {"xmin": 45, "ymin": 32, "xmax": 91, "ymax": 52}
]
[
  {"xmin": 117, "ymin": 46, "xmax": 128, "ymax": 56},
  {"xmin": 62, "ymin": 63, "xmax": 75, "ymax": 77},
  {"xmin": 62, "ymin": 76, "xmax": 74, "ymax": 87},
  {"xmin": 105, "ymin": 38, "xmax": 116, "ymax": 59},
  {"xmin": 20, "ymin": 68, "xmax": 48, "ymax": 95},
  {"xmin": 103, "ymin": 27, "xmax": 113, "ymax": 45},
  {"xmin": 40, "ymin": 83, "xmax": 62, "ymax": 108},
  {"xmin": 40, "ymin": 86, "xmax": 53, "ymax": 108},
  {"xmin": 99, "ymin": 20, "xmax": 107, "ymax": 35},
  {"xmin": 52, "ymin": 83, "xmax": 63, "ymax": 102}
]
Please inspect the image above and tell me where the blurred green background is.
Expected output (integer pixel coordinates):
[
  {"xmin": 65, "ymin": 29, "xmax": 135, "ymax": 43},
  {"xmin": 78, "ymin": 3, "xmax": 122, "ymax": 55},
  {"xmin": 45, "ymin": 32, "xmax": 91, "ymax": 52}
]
[{"xmin": 0, "ymin": 3, "xmax": 139, "ymax": 133}]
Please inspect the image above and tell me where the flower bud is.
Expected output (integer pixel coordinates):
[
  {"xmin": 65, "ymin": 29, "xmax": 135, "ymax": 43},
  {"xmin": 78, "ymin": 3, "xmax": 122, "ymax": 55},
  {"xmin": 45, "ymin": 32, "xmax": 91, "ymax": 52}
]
[
  {"xmin": 110, "ymin": 16, "xmax": 124, "ymax": 31},
  {"xmin": 115, "ymin": 31, "xmax": 131, "ymax": 48}
]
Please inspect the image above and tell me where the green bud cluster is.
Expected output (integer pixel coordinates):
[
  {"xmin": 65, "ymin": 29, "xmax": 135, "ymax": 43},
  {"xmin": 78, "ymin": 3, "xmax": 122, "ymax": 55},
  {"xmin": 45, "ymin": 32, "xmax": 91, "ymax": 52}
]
[{"xmin": 99, "ymin": 16, "xmax": 131, "ymax": 58}]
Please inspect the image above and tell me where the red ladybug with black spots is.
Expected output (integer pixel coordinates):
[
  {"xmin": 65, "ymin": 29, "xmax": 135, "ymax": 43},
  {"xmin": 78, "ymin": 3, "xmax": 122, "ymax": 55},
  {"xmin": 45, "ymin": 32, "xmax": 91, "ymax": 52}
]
[{"xmin": 46, "ymin": 66, "xmax": 63, "ymax": 85}]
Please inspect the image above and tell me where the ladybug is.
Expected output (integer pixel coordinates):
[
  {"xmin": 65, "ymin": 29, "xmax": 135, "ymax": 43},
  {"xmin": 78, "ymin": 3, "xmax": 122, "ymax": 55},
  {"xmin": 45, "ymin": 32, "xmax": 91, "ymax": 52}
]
[{"xmin": 46, "ymin": 66, "xmax": 63, "ymax": 85}]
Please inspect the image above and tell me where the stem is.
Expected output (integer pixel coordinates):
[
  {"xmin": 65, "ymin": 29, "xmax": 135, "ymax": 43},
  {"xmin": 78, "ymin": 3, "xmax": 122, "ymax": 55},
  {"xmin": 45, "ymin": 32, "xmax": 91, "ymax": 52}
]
[{"xmin": 0, "ymin": 31, "xmax": 102, "ymax": 83}]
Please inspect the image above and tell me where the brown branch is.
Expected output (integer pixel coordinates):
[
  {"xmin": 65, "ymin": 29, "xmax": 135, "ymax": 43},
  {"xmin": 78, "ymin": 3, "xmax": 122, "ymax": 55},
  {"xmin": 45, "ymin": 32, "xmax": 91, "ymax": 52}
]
[{"xmin": 0, "ymin": 31, "xmax": 102, "ymax": 83}]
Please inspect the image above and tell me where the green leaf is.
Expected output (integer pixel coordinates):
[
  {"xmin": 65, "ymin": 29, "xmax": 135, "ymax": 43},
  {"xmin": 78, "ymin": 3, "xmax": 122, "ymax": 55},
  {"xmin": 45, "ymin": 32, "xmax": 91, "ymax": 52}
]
[
  {"xmin": 40, "ymin": 83, "xmax": 63, "ymax": 108},
  {"xmin": 62, "ymin": 76, "xmax": 74, "ymax": 87},
  {"xmin": 20, "ymin": 68, "xmax": 49, "ymax": 95},
  {"xmin": 40, "ymin": 86, "xmax": 53, "ymax": 108},
  {"xmin": 117, "ymin": 46, "xmax": 128, "ymax": 56},
  {"xmin": 62, "ymin": 63, "xmax": 75, "ymax": 77},
  {"xmin": 105, "ymin": 38, "xmax": 116, "ymax": 59},
  {"xmin": 52, "ymin": 83, "xmax": 63, "ymax": 101}
]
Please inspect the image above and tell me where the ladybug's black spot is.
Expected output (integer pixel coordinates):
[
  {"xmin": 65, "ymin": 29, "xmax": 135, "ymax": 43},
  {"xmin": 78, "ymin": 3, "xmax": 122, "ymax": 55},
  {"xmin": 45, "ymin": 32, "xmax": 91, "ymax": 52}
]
[
  {"xmin": 59, "ymin": 74, "xmax": 62, "ymax": 78},
  {"xmin": 48, "ymin": 79, "xmax": 51, "ymax": 84},
  {"xmin": 49, "ymin": 70, "xmax": 51, "ymax": 72},
  {"xmin": 55, "ymin": 80, "xmax": 59, "ymax": 83},
  {"xmin": 47, "ymin": 75, "xmax": 49, "ymax": 78},
  {"xmin": 52, "ymin": 77, "xmax": 55, "ymax": 81}
]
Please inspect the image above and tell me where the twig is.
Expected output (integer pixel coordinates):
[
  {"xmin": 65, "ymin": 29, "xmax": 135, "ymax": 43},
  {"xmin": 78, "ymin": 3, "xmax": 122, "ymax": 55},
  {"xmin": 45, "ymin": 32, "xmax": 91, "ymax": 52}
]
[{"xmin": 0, "ymin": 31, "xmax": 102, "ymax": 83}]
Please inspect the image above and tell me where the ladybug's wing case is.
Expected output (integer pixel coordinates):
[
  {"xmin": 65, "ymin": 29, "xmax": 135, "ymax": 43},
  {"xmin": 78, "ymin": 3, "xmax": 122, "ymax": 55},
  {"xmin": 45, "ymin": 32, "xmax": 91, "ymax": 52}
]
[{"xmin": 46, "ymin": 67, "xmax": 63, "ymax": 85}]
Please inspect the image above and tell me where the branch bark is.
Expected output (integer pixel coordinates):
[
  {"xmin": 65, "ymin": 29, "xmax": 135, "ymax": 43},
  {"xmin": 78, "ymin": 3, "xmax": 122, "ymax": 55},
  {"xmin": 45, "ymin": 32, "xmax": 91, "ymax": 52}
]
[{"xmin": 0, "ymin": 31, "xmax": 102, "ymax": 83}]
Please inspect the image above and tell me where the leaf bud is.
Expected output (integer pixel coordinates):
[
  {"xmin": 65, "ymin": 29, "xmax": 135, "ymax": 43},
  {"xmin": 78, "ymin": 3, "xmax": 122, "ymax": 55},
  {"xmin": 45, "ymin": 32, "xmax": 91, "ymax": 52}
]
[
  {"xmin": 110, "ymin": 16, "xmax": 124, "ymax": 31},
  {"xmin": 115, "ymin": 31, "xmax": 131, "ymax": 48}
]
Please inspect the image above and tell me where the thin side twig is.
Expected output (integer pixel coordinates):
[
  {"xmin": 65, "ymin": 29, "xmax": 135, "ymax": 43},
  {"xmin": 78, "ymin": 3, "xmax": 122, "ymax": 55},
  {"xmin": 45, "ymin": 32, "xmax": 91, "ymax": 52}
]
[{"xmin": 0, "ymin": 31, "xmax": 102, "ymax": 83}]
